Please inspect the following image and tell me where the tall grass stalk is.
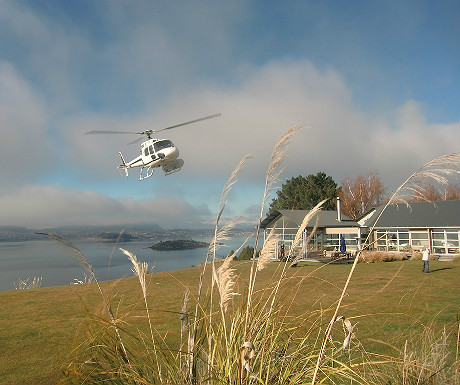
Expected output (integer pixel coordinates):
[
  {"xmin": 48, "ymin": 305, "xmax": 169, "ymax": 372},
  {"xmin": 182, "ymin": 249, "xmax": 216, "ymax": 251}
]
[
  {"xmin": 14, "ymin": 276, "xmax": 42, "ymax": 289},
  {"xmin": 187, "ymin": 154, "xmax": 251, "ymax": 381},
  {"xmin": 243, "ymin": 123, "xmax": 306, "ymax": 353},
  {"xmin": 37, "ymin": 232, "xmax": 133, "ymax": 371},
  {"xmin": 261, "ymin": 199, "xmax": 326, "ymax": 340},
  {"xmin": 120, "ymin": 248, "xmax": 163, "ymax": 381},
  {"xmin": 311, "ymin": 152, "xmax": 460, "ymax": 384}
]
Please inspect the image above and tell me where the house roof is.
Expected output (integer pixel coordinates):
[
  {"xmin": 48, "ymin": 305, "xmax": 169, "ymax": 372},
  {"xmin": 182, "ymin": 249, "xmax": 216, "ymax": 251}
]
[
  {"xmin": 360, "ymin": 199, "xmax": 460, "ymax": 229},
  {"xmin": 261, "ymin": 209, "xmax": 359, "ymax": 229}
]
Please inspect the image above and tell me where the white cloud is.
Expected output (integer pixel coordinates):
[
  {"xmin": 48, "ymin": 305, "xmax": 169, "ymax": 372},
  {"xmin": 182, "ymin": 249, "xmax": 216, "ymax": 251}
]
[
  {"xmin": 1, "ymin": 0, "xmax": 458, "ymax": 230},
  {"xmin": 0, "ymin": 1, "xmax": 88, "ymax": 110},
  {"xmin": 60, "ymin": 59, "xmax": 460, "ymax": 193},
  {"xmin": 0, "ymin": 184, "xmax": 212, "ymax": 229},
  {"xmin": 0, "ymin": 62, "xmax": 55, "ymax": 186}
]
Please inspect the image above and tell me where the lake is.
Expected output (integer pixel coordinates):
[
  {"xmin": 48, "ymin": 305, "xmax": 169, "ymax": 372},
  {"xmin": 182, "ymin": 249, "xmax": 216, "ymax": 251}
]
[{"xmin": 0, "ymin": 235, "xmax": 254, "ymax": 291}]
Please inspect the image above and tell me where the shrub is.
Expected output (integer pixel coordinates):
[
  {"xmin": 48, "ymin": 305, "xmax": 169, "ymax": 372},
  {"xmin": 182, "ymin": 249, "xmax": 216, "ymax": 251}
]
[
  {"xmin": 358, "ymin": 251, "xmax": 409, "ymax": 263},
  {"xmin": 237, "ymin": 245, "xmax": 256, "ymax": 260}
]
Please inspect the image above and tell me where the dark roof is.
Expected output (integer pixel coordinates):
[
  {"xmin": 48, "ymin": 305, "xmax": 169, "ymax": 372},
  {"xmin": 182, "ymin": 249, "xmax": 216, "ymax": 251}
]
[
  {"xmin": 261, "ymin": 209, "xmax": 359, "ymax": 229},
  {"xmin": 360, "ymin": 200, "xmax": 460, "ymax": 229}
]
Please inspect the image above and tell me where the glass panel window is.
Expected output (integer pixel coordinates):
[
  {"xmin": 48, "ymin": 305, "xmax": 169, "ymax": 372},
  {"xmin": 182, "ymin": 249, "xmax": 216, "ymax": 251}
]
[
  {"xmin": 410, "ymin": 231, "xmax": 429, "ymax": 248},
  {"xmin": 376, "ymin": 231, "xmax": 387, "ymax": 251},
  {"xmin": 447, "ymin": 233, "xmax": 459, "ymax": 242},
  {"xmin": 323, "ymin": 234, "xmax": 339, "ymax": 251},
  {"xmin": 387, "ymin": 232, "xmax": 398, "ymax": 251},
  {"xmin": 430, "ymin": 229, "xmax": 460, "ymax": 254},
  {"xmin": 343, "ymin": 234, "xmax": 358, "ymax": 248},
  {"xmin": 154, "ymin": 140, "xmax": 173, "ymax": 152},
  {"xmin": 398, "ymin": 231, "xmax": 410, "ymax": 251},
  {"xmin": 446, "ymin": 232, "xmax": 459, "ymax": 253}
]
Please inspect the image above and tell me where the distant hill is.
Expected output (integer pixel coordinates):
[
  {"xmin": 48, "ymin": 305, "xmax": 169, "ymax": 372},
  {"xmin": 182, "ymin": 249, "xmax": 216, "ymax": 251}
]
[
  {"xmin": 94, "ymin": 232, "xmax": 136, "ymax": 241},
  {"xmin": 0, "ymin": 225, "xmax": 251, "ymax": 242},
  {"xmin": 0, "ymin": 226, "xmax": 29, "ymax": 232}
]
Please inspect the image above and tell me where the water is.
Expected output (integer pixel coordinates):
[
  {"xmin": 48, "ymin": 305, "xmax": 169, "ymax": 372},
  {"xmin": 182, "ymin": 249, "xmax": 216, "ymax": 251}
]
[{"xmin": 0, "ymin": 236, "xmax": 253, "ymax": 291}]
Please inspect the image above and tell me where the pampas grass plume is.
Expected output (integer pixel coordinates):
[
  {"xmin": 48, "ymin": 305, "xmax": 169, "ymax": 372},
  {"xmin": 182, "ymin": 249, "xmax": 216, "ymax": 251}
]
[{"xmin": 257, "ymin": 226, "xmax": 278, "ymax": 271}]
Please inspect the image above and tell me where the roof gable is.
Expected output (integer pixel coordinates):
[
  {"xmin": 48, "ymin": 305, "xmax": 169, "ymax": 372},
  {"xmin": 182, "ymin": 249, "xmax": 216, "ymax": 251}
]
[{"xmin": 261, "ymin": 209, "xmax": 359, "ymax": 229}]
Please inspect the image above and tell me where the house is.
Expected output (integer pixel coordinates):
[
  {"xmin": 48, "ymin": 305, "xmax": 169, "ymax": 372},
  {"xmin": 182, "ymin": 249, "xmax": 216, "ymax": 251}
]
[
  {"xmin": 260, "ymin": 199, "xmax": 361, "ymax": 259},
  {"xmin": 358, "ymin": 199, "xmax": 460, "ymax": 255},
  {"xmin": 260, "ymin": 199, "xmax": 460, "ymax": 259}
]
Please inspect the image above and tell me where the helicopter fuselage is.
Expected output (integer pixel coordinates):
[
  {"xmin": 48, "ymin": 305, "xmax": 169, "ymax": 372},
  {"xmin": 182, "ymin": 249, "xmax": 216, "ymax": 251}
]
[
  {"xmin": 119, "ymin": 138, "xmax": 184, "ymax": 180},
  {"xmin": 139, "ymin": 138, "xmax": 178, "ymax": 166}
]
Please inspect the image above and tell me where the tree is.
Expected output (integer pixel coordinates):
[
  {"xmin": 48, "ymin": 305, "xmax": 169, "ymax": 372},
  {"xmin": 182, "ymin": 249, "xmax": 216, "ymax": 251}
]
[
  {"xmin": 268, "ymin": 172, "xmax": 337, "ymax": 216},
  {"xmin": 237, "ymin": 246, "xmax": 257, "ymax": 260},
  {"xmin": 445, "ymin": 183, "xmax": 460, "ymax": 200},
  {"xmin": 338, "ymin": 171, "xmax": 386, "ymax": 220},
  {"xmin": 410, "ymin": 182, "xmax": 460, "ymax": 202}
]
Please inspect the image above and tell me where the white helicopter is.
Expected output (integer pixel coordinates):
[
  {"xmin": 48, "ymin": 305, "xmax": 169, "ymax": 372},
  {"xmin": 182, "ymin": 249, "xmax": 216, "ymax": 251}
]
[{"xmin": 85, "ymin": 113, "xmax": 221, "ymax": 181}]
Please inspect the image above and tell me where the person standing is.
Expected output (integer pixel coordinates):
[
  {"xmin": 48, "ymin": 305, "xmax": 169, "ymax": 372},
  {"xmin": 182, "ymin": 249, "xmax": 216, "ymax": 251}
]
[{"xmin": 422, "ymin": 247, "xmax": 430, "ymax": 273}]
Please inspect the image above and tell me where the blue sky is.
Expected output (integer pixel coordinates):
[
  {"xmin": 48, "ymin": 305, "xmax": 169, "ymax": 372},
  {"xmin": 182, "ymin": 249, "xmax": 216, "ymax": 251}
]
[{"xmin": 0, "ymin": 0, "xmax": 459, "ymax": 229}]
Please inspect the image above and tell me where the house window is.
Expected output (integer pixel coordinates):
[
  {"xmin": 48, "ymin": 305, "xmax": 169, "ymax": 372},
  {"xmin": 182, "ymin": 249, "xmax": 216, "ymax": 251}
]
[
  {"xmin": 375, "ymin": 229, "xmax": 410, "ymax": 252},
  {"xmin": 432, "ymin": 229, "xmax": 460, "ymax": 254},
  {"xmin": 323, "ymin": 234, "xmax": 339, "ymax": 251},
  {"xmin": 410, "ymin": 231, "xmax": 429, "ymax": 249},
  {"xmin": 398, "ymin": 231, "xmax": 410, "ymax": 251},
  {"xmin": 376, "ymin": 230, "xmax": 387, "ymax": 251},
  {"xmin": 432, "ymin": 231, "xmax": 445, "ymax": 254},
  {"xmin": 446, "ymin": 232, "xmax": 459, "ymax": 254},
  {"xmin": 387, "ymin": 231, "xmax": 398, "ymax": 251}
]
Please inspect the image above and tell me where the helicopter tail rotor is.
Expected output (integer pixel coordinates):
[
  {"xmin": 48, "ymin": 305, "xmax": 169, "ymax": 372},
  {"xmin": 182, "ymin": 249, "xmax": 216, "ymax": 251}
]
[{"xmin": 118, "ymin": 152, "xmax": 129, "ymax": 178}]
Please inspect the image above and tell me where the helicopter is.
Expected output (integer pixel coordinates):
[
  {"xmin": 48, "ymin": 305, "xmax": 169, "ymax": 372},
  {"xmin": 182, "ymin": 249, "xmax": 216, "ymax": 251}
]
[{"xmin": 85, "ymin": 113, "xmax": 221, "ymax": 181}]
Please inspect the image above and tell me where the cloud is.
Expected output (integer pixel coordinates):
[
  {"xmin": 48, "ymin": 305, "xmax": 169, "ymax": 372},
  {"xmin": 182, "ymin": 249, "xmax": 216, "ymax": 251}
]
[
  {"xmin": 0, "ymin": 184, "xmax": 213, "ymax": 229},
  {"xmin": 1, "ymin": 0, "xmax": 458, "ymax": 230},
  {"xmin": 60, "ymin": 59, "xmax": 460, "ymax": 192},
  {"xmin": 0, "ymin": 1, "xmax": 89, "ymax": 111},
  {"xmin": 0, "ymin": 62, "xmax": 55, "ymax": 186}
]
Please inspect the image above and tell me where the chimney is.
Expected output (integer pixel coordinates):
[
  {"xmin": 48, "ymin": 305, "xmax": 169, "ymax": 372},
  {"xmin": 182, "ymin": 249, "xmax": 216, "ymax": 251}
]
[{"xmin": 337, "ymin": 196, "xmax": 342, "ymax": 222}]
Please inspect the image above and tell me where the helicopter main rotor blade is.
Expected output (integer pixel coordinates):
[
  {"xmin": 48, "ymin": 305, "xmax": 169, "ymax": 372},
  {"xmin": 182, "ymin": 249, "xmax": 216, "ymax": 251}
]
[
  {"xmin": 128, "ymin": 137, "xmax": 145, "ymax": 145},
  {"xmin": 85, "ymin": 130, "xmax": 141, "ymax": 135},
  {"xmin": 152, "ymin": 113, "xmax": 221, "ymax": 134},
  {"xmin": 84, "ymin": 113, "xmax": 221, "ymax": 139}
]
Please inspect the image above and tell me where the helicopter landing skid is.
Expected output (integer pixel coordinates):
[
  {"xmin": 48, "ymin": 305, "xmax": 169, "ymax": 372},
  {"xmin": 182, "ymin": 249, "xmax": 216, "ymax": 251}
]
[
  {"xmin": 163, "ymin": 167, "xmax": 181, "ymax": 176},
  {"xmin": 139, "ymin": 166, "xmax": 155, "ymax": 181}
]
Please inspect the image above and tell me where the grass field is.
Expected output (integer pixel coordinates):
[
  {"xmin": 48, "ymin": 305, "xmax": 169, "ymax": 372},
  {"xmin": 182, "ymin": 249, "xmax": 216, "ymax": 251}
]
[{"xmin": 0, "ymin": 257, "xmax": 459, "ymax": 385}]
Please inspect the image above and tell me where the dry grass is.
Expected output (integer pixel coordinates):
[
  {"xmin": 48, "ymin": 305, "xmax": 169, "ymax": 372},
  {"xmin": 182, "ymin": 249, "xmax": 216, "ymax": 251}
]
[
  {"xmin": 14, "ymin": 276, "xmax": 42, "ymax": 290},
  {"xmin": 359, "ymin": 251, "xmax": 410, "ymax": 263},
  {"xmin": 409, "ymin": 251, "xmax": 439, "ymax": 261},
  {"xmin": 15, "ymin": 138, "xmax": 459, "ymax": 385},
  {"xmin": 1, "ymin": 259, "xmax": 459, "ymax": 385}
]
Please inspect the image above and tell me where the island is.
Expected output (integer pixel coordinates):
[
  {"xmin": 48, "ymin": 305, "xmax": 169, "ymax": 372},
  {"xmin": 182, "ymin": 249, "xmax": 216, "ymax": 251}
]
[{"xmin": 149, "ymin": 239, "xmax": 209, "ymax": 250}]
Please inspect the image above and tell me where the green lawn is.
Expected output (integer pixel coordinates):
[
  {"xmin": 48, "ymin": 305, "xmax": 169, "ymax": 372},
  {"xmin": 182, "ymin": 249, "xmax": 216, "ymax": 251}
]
[{"xmin": 0, "ymin": 258, "xmax": 458, "ymax": 385}]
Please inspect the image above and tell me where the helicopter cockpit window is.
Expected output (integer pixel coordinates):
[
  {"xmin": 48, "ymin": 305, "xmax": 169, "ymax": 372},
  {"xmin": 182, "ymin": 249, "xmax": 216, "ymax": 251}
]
[
  {"xmin": 144, "ymin": 147, "xmax": 149, "ymax": 156},
  {"xmin": 154, "ymin": 140, "xmax": 173, "ymax": 152},
  {"xmin": 148, "ymin": 145, "xmax": 154, "ymax": 154}
]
